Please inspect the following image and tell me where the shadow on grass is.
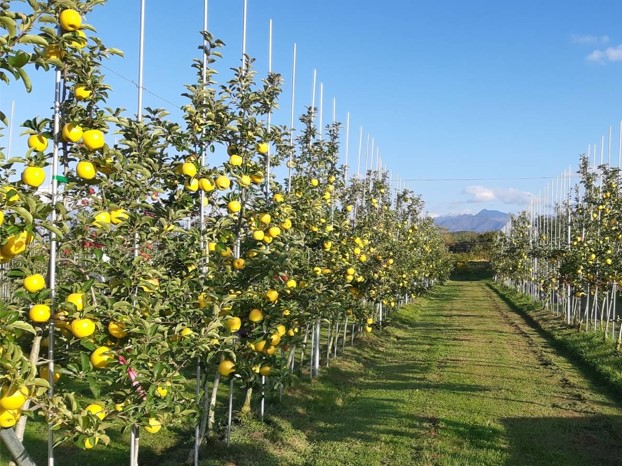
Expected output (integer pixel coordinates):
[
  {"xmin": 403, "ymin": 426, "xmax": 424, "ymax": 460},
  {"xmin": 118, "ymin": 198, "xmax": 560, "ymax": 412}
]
[
  {"xmin": 488, "ymin": 282, "xmax": 622, "ymax": 403},
  {"xmin": 502, "ymin": 415, "xmax": 622, "ymax": 466}
]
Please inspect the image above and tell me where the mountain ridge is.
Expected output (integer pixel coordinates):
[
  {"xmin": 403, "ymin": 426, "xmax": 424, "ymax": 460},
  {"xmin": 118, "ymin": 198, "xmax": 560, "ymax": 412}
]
[{"xmin": 434, "ymin": 209, "xmax": 510, "ymax": 233}]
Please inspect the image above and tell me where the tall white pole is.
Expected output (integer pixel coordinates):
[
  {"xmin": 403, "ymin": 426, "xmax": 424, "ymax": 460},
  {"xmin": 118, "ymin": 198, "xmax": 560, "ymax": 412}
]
[
  {"xmin": 287, "ymin": 43, "xmax": 297, "ymax": 192},
  {"xmin": 242, "ymin": 0, "xmax": 248, "ymax": 68},
  {"xmin": 356, "ymin": 126, "xmax": 363, "ymax": 178},
  {"xmin": 131, "ymin": 1, "xmax": 146, "ymax": 463},
  {"xmin": 311, "ymin": 69, "xmax": 317, "ymax": 129},
  {"xmin": 137, "ymin": 0, "xmax": 145, "ymax": 121},
  {"xmin": 318, "ymin": 82, "xmax": 323, "ymax": 140},
  {"xmin": 265, "ymin": 19, "xmax": 273, "ymax": 198},
  {"xmin": 195, "ymin": 2, "xmax": 208, "ymax": 464},
  {"xmin": 344, "ymin": 112, "xmax": 350, "ymax": 180}
]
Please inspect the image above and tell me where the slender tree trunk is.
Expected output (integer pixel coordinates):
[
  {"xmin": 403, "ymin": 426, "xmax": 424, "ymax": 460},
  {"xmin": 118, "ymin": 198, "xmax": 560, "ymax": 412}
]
[{"xmin": 207, "ymin": 372, "xmax": 221, "ymax": 437}]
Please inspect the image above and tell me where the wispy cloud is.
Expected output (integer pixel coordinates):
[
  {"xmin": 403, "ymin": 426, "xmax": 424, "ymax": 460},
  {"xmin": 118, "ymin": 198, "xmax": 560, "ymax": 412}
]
[
  {"xmin": 463, "ymin": 186, "xmax": 533, "ymax": 205},
  {"xmin": 571, "ymin": 34, "xmax": 609, "ymax": 45},
  {"xmin": 587, "ymin": 44, "xmax": 622, "ymax": 63}
]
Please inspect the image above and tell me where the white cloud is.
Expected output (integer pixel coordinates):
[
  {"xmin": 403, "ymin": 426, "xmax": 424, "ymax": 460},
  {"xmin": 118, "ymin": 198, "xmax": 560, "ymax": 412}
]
[
  {"xmin": 587, "ymin": 44, "xmax": 622, "ymax": 63},
  {"xmin": 571, "ymin": 34, "xmax": 609, "ymax": 45},
  {"xmin": 463, "ymin": 185, "xmax": 533, "ymax": 205}
]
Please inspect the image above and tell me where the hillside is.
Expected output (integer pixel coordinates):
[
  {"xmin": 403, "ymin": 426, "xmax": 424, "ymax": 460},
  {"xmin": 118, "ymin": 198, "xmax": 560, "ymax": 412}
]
[{"xmin": 434, "ymin": 209, "xmax": 509, "ymax": 232}]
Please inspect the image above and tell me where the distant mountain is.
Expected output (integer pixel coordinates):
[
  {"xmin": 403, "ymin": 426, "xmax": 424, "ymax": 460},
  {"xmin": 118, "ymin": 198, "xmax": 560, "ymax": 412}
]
[{"xmin": 434, "ymin": 209, "xmax": 510, "ymax": 233}]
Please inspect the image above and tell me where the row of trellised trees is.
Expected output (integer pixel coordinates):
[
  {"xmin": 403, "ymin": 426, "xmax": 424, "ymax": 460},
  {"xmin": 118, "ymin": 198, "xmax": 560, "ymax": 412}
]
[{"xmin": 0, "ymin": 2, "xmax": 452, "ymax": 464}]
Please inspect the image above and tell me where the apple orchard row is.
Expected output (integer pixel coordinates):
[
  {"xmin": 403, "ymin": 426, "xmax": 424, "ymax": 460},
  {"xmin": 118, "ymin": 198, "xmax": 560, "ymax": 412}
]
[{"xmin": 0, "ymin": 1, "xmax": 452, "ymax": 454}]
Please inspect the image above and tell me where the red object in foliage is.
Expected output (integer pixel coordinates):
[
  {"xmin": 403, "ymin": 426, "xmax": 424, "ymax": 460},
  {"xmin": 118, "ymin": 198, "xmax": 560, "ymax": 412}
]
[{"xmin": 118, "ymin": 354, "xmax": 147, "ymax": 400}]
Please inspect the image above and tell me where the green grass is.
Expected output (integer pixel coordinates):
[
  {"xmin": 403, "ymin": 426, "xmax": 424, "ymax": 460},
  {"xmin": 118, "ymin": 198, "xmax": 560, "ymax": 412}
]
[
  {"xmin": 4, "ymin": 280, "xmax": 622, "ymax": 465},
  {"xmin": 489, "ymin": 282, "xmax": 622, "ymax": 399}
]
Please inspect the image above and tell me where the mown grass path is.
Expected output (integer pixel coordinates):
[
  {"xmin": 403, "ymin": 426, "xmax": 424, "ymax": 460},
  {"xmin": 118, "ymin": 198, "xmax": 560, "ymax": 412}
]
[{"xmin": 294, "ymin": 280, "xmax": 622, "ymax": 465}]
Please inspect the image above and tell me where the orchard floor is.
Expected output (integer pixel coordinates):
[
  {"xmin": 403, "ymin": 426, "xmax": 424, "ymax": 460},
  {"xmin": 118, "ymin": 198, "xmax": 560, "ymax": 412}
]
[
  {"xmin": 205, "ymin": 280, "xmax": 622, "ymax": 465},
  {"xmin": 5, "ymin": 280, "xmax": 622, "ymax": 465}
]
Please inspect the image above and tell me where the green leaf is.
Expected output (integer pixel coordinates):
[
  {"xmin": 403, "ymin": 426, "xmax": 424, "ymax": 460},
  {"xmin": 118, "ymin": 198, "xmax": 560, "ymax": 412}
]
[
  {"xmin": 8, "ymin": 321, "xmax": 36, "ymax": 334},
  {"xmin": 19, "ymin": 34, "xmax": 48, "ymax": 46},
  {"xmin": 41, "ymin": 222, "xmax": 64, "ymax": 238},
  {"xmin": 0, "ymin": 17, "xmax": 17, "ymax": 37},
  {"xmin": 12, "ymin": 206, "xmax": 34, "ymax": 224},
  {"xmin": 17, "ymin": 67, "xmax": 32, "ymax": 92}
]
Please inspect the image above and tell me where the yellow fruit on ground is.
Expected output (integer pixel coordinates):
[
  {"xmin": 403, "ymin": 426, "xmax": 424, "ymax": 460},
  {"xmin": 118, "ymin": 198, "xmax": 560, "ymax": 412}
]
[
  {"xmin": 218, "ymin": 360, "xmax": 235, "ymax": 377},
  {"xmin": 225, "ymin": 317, "xmax": 242, "ymax": 332},
  {"xmin": 256, "ymin": 142, "xmax": 269, "ymax": 154},
  {"xmin": 71, "ymin": 318, "xmax": 96, "ymax": 338},
  {"xmin": 199, "ymin": 177, "xmax": 215, "ymax": 192},
  {"xmin": 265, "ymin": 289, "xmax": 279, "ymax": 302},
  {"xmin": 182, "ymin": 162, "xmax": 197, "ymax": 177},
  {"xmin": 248, "ymin": 308, "xmax": 264, "ymax": 323},
  {"xmin": 215, "ymin": 175, "xmax": 231, "ymax": 190},
  {"xmin": 252, "ymin": 230, "xmax": 265, "ymax": 241},
  {"xmin": 59, "ymin": 9, "xmax": 81, "ymax": 31},
  {"xmin": 28, "ymin": 134, "xmax": 48, "ymax": 152},
  {"xmin": 0, "ymin": 386, "xmax": 28, "ymax": 410},
  {"xmin": 74, "ymin": 85, "xmax": 92, "ymax": 101},
  {"xmin": 24, "ymin": 274, "xmax": 45, "ymax": 293},
  {"xmin": 66, "ymin": 293, "xmax": 84, "ymax": 311},
  {"xmin": 85, "ymin": 403, "xmax": 106, "ymax": 420},
  {"xmin": 90, "ymin": 346, "xmax": 112, "ymax": 369},
  {"xmin": 22, "ymin": 166, "xmax": 45, "ymax": 187},
  {"xmin": 29, "ymin": 304, "xmax": 51, "ymax": 323},
  {"xmin": 233, "ymin": 258, "xmax": 245, "ymax": 270},
  {"xmin": 82, "ymin": 129, "xmax": 104, "ymax": 150},
  {"xmin": 259, "ymin": 365, "xmax": 271, "ymax": 376},
  {"xmin": 108, "ymin": 321, "xmax": 127, "ymax": 338},
  {"xmin": 40, "ymin": 366, "xmax": 61, "ymax": 383},
  {"xmin": 62, "ymin": 123, "xmax": 83, "ymax": 142},
  {"xmin": 258, "ymin": 213, "xmax": 271, "ymax": 225},
  {"xmin": 76, "ymin": 160, "xmax": 96, "ymax": 180},
  {"xmin": 229, "ymin": 154, "xmax": 243, "ymax": 166},
  {"xmin": 144, "ymin": 418, "xmax": 162, "ymax": 434},
  {"xmin": 227, "ymin": 200, "xmax": 241, "ymax": 213}
]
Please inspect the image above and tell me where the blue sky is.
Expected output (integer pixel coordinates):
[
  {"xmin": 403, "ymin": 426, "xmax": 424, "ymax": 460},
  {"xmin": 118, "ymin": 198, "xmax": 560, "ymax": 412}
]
[{"xmin": 5, "ymin": 0, "xmax": 622, "ymax": 216}]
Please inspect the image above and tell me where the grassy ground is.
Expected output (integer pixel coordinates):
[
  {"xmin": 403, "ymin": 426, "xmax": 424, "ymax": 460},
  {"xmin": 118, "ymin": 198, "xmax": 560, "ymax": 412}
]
[{"xmin": 3, "ymin": 280, "xmax": 622, "ymax": 465}]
